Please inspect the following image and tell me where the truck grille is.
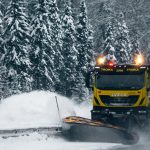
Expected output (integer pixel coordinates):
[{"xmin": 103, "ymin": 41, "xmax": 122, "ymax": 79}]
[{"xmin": 100, "ymin": 95, "xmax": 139, "ymax": 106}]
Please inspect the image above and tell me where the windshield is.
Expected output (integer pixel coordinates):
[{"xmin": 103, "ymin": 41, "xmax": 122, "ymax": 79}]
[{"xmin": 96, "ymin": 73, "xmax": 145, "ymax": 90}]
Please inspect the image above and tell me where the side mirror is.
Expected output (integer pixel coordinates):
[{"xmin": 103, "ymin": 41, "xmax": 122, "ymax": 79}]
[{"xmin": 86, "ymin": 71, "xmax": 94, "ymax": 89}]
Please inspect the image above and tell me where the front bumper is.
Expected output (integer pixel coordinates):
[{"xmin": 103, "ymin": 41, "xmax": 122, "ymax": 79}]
[{"xmin": 91, "ymin": 106, "xmax": 148, "ymax": 116}]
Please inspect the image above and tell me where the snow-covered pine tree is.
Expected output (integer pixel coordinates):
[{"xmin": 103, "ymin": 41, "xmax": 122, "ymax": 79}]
[
  {"xmin": 27, "ymin": 0, "xmax": 37, "ymax": 20},
  {"xmin": 87, "ymin": 25, "xmax": 94, "ymax": 68},
  {"xmin": 60, "ymin": 1, "xmax": 78, "ymax": 97},
  {"xmin": 0, "ymin": 66, "xmax": 8, "ymax": 99},
  {"xmin": 0, "ymin": 7, "xmax": 3, "ymax": 35},
  {"xmin": 75, "ymin": 0, "xmax": 93, "ymax": 101},
  {"xmin": 30, "ymin": 0, "xmax": 55, "ymax": 91},
  {"xmin": 0, "ymin": 2, "xmax": 4, "ymax": 56},
  {"xmin": 0, "ymin": 2, "xmax": 9, "ymax": 98},
  {"xmin": 103, "ymin": 21, "xmax": 115, "ymax": 54},
  {"xmin": 115, "ymin": 14, "xmax": 132, "ymax": 64},
  {"xmin": 76, "ymin": 0, "xmax": 90, "ymax": 76},
  {"xmin": 132, "ymin": 36, "xmax": 139, "ymax": 53},
  {"xmin": 88, "ymin": 0, "xmax": 115, "ymax": 53},
  {"xmin": 2, "ymin": 0, "xmax": 32, "ymax": 95},
  {"xmin": 102, "ymin": 20, "xmax": 117, "ymax": 63},
  {"xmin": 131, "ymin": 37, "xmax": 141, "ymax": 61},
  {"xmin": 47, "ymin": 0, "xmax": 63, "ymax": 92}
]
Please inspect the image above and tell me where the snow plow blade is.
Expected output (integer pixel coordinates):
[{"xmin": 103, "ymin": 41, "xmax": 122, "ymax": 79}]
[{"xmin": 62, "ymin": 116, "xmax": 139, "ymax": 145}]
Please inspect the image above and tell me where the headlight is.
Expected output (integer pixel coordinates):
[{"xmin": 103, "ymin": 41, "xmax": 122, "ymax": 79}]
[
  {"xmin": 134, "ymin": 54, "xmax": 144, "ymax": 65},
  {"xmin": 96, "ymin": 56, "xmax": 105, "ymax": 65}
]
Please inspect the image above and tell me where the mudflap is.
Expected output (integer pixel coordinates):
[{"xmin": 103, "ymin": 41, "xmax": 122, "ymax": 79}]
[{"xmin": 62, "ymin": 116, "xmax": 139, "ymax": 145}]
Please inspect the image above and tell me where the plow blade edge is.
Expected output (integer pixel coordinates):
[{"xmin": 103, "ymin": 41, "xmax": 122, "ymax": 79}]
[{"xmin": 62, "ymin": 116, "xmax": 139, "ymax": 145}]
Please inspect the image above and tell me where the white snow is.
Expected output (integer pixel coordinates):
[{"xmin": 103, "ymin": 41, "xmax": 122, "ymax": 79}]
[
  {"xmin": 0, "ymin": 91, "xmax": 123, "ymax": 150},
  {"xmin": 0, "ymin": 91, "xmax": 75, "ymax": 130},
  {"xmin": 74, "ymin": 101, "xmax": 92, "ymax": 119},
  {"xmin": 0, "ymin": 133, "xmax": 123, "ymax": 150}
]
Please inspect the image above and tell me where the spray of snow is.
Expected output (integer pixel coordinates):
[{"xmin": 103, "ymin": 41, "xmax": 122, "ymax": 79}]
[
  {"xmin": 0, "ymin": 91, "xmax": 75, "ymax": 130},
  {"xmin": 0, "ymin": 91, "xmax": 124, "ymax": 150},
  {"xmin": 74, "ymin": 101, "xmax": 92, "ymax": 119}
]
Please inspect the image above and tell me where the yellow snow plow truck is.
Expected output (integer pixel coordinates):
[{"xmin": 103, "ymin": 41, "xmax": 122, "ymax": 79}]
[{"xmin": 86, "ymin": 54, "xmax": 150, "ymax": 129}]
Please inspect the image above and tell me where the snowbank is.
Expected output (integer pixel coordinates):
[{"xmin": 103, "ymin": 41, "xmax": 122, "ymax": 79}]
[{"xmin": 0, "ymin": 91, "xmax": 75, "ymax": 130}]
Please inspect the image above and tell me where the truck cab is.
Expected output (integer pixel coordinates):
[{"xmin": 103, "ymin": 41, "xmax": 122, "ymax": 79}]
[{"xmin": 86, "ymin": 63, "xmax": 150, "ymax": 127}]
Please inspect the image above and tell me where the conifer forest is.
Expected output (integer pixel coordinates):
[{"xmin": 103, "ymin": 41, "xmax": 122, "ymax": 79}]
[{"xmin": 0, "ymin": 0, "xmax": 150, "ymax": 101}]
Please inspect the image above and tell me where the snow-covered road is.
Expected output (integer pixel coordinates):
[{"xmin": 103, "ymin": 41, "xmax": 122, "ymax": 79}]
[{"xmin": 0, "ymin": 133, "xmax": 124, "ymax": 150}]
